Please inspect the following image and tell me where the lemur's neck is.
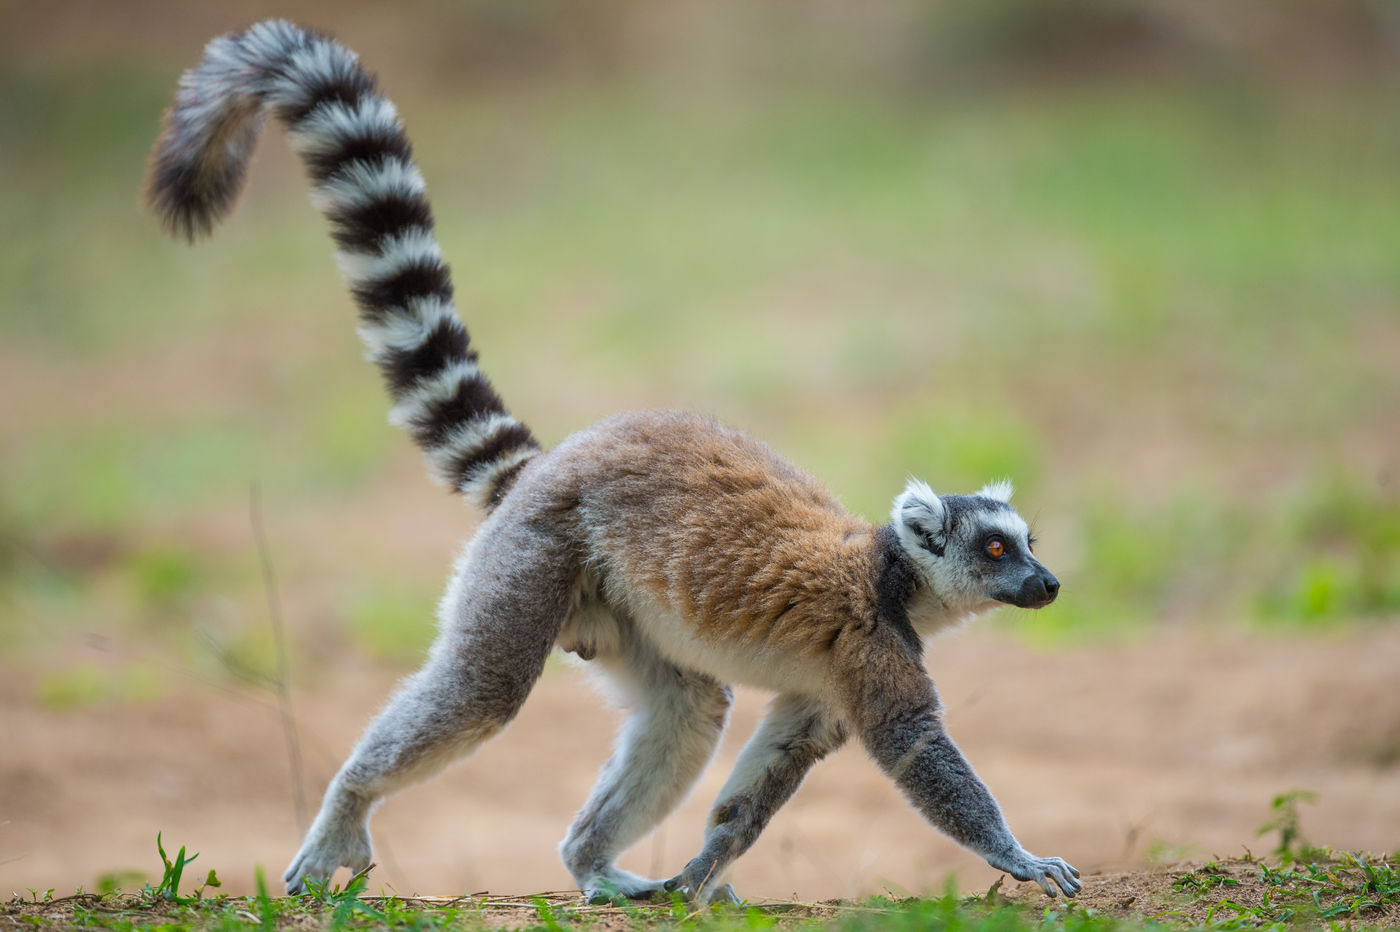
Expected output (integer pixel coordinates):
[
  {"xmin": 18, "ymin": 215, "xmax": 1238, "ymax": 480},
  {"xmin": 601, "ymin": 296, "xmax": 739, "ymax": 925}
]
[
  {"xmin": 874, "ymin": 522, "xmax": 981, "ymax": 640},
  {"xmin": 870, "ymin": 525, "xmax": 922, "ymax": 654}
]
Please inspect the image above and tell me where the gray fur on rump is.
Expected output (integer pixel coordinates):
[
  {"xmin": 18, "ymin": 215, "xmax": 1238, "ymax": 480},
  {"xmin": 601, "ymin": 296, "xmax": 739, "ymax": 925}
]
[{"xmin": 148, "ymin": 21, "xmax": 1082, "ymax": 905}]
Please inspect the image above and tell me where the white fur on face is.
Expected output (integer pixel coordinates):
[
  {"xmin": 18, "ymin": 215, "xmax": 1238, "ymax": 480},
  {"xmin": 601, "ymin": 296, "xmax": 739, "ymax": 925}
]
[
  {"xmin": 981, "ymin": 508, "xmax": 1030, "ymax": 543},
  {"xmin": 890, "ymin": 479, "xmax": 1035, "ymax": 627},
  {"xmin": 891, "ymin": 478, "xmax": 945, "ymax": 544},
  {"xmin": 891, "ymin": 479, "xmax": 960, "ymax": 617}
]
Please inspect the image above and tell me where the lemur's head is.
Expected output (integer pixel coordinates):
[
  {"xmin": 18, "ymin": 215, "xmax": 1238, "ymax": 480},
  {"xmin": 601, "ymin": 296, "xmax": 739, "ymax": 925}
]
[{"xmin": 891, "ymin": 478, "xmax": 1059, "ymax": 612}]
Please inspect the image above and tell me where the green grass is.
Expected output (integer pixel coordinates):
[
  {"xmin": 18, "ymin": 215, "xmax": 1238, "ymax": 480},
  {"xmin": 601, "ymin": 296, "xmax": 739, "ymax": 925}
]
[
  {"xmin": 9, "ymin": 818, "xmax": 1397, "ymax": 932},
  {"xmin": 1167, "ymin": 853, "xmax": 1400, "ymax": 927},
  {"xmin": 11, "ymin": 859, "xmax": 1399, "ymax": 932},
  {"xmin": 7, "ymin": 806, "xmax": 1397, "ymax": 929}
]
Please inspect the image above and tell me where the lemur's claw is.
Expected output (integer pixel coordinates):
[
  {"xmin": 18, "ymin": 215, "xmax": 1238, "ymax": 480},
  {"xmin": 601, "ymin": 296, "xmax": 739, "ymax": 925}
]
[{"xmin": 990, "ymin": 849, "xmax": 1081, "ymax": 898}]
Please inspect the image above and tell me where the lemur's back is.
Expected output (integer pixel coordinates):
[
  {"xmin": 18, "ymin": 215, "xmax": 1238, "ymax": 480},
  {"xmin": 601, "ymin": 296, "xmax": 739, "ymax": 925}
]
[{"xmin": 538, "ymin": 411, "xmax": 877, "ymax": 653}]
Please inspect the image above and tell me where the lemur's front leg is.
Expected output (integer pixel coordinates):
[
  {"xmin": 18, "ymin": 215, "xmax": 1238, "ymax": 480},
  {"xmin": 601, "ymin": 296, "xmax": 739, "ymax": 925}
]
[
  {"xmin": 845, "ymin": 631, "xmax": 1080, "ymax": 897},
  {"xmin": 665, "ymin": 694, "xmax": 847, "ymax": 906},
  {"xmin": 876, "ymin": 720, "xmax": 1080, "ymax": 896}
]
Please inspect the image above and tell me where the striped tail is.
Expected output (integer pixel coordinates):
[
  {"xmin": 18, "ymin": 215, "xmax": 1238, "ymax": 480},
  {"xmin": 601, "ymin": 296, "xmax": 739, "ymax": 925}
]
[{"xmin": 145, "ymin": 20, "xmax": 540, "ymax": 510}]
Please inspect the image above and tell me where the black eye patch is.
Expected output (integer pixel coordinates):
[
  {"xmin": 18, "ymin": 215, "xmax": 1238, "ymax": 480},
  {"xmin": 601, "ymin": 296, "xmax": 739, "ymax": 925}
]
[{"xmin": 980, "ymin": 532, "xmax": 1020, "ymax": 560}]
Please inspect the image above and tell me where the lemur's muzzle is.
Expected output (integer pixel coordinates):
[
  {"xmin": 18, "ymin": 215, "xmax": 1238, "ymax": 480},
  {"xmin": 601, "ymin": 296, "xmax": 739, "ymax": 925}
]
[
  {"xmin": 998, "ymin": 570, "xmax": 1060, "ymax": 609},
  {"xmin": 1021, "ymin": 571, "xmax": 1059, "ymax": 608}
]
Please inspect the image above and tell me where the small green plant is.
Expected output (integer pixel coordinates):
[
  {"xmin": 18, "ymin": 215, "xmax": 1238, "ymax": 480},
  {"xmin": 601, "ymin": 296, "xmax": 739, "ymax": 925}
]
[
  {"xmin": 376, "ymin": 895, "xmax": 459, "ymax": 932},
  {"xmin": 301, "ymin": 868, "xmax": 386, "ymax": 927},
  {"xmin": 1172, "ymin": 860, "xmax": 1240, "ymax": 892},
  {"xmin": 666, "ymin": 888, "xmax": 691, "ymax": 920},
  {"xmin": 532, "ymin": 895, "xmax": 569, "ymax": 932},
  {"xmin": 145, "ymin": 832, "xmax": 221, "ymax": 903},
  {"xmin": 252, "ymin": 868, "xmax": 278, "ymax": 932},
  {"xmin": 1256, "ymin": 852, "xmax": 1400, "ymax": 921},
  {"xmin": 1255, "ymin": 789, "xmax": 1320, "ymax": 863}
]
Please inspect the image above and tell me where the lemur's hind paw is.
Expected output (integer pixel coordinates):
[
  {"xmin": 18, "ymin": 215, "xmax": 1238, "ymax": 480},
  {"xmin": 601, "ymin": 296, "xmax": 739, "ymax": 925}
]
[
  {"xmin": 582, "ymin": 868, "xmax": 668, "ymax": 904},
  {"xmin": 988, "ymin": 849, "xmax": 1081, "ymax": 898}
]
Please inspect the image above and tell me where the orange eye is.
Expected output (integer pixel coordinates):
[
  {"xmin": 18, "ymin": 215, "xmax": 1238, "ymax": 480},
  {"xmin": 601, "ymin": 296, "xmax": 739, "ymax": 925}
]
[{"xmin": 986, "ymin": 538, "xmax": 1005, "ymax": 559}]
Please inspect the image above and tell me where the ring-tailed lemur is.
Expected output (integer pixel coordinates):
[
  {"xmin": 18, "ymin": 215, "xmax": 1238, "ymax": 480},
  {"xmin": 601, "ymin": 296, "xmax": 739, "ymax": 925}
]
[{"xmin": 146, "ymin": 20, "xmax": 1080, "ymax": 906}]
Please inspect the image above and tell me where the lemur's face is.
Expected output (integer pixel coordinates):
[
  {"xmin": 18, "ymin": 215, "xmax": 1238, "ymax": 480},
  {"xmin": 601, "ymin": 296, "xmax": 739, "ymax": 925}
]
[
  {"xmin": 945, "ymin": 498, "xmax": 1058, "ymax": 608},
  {"xmin": 891, "ymin": 479, "xmax": 1060, "ymax": 613}
]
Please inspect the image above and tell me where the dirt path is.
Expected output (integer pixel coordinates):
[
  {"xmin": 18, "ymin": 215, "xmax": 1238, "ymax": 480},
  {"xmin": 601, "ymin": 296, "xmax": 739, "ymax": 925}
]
[{"xmin": 3, "ymin": 627, "xmax": 1398, "ymax": 902}]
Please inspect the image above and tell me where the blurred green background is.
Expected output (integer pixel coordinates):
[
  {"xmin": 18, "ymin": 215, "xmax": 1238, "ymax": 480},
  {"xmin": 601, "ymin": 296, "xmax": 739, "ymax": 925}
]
[{"xmin": 2, "ymin": 0, "xmax": 1398, "ymax": 701}]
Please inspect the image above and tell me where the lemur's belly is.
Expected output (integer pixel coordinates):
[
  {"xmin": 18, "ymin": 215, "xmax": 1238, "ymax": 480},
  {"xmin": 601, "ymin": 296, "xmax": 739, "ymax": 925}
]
[
  {"xmin": 555, "ymin": 591, "xmax": 829, "ymax": 696},
  {"xmin": 631, "ymin": 599, "xmax": 829, "ymax": 695}
]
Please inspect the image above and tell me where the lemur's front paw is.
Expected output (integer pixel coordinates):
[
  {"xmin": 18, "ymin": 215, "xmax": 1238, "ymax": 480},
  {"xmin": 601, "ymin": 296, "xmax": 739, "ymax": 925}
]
[
  {"xmin": 283, "ymin": 812, "xmax": 373, "ymax": 895},
  {"xmin": 988, "ymin": 848, "xmax": 1081, "ymax": 898},
  {"xmin": 663, "ymin": 860, "xmax": 741, "ymax": 908}
]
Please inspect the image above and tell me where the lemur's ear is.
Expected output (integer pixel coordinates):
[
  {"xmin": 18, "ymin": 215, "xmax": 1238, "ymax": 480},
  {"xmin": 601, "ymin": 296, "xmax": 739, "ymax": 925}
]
[
  {"xmin": 892, "ymin": 478, "xmax": 948, "ymax": 557},
  {"xmin": 977, "ymin": 478, "xmax": 1014, "ymax": 504}
]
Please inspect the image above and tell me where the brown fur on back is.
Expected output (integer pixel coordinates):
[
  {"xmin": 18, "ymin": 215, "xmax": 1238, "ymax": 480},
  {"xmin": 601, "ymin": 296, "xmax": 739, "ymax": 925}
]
[{"xmin": 548, "ymin": 412, "xmax": 883, "ymax": 655}]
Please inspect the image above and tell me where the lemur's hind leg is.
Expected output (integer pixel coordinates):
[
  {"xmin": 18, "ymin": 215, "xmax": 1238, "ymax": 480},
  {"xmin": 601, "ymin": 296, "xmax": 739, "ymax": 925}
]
[
  {"xmin": 666, "ymin": 694, "xmax": 847, "ymax": 906},
  {"xmin": 285, "ymin": 510, "xmax": 578, "ymax": 894},
  {"xmin": 560, "ymin": 636, "xmax": 731, "ymax": 904}
]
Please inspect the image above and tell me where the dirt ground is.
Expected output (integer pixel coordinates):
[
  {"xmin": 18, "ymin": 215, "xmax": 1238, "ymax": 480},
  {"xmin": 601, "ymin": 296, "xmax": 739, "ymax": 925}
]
[{"xmin": 3, "ymin": 627, "xmax": 1399, "ymax": 904}]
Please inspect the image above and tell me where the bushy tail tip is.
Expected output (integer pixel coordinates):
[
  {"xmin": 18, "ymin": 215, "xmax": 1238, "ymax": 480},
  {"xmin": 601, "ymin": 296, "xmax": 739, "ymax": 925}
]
[{"xmin": 145, "ymin": 30, "xmax": 281, "ymax": 242}]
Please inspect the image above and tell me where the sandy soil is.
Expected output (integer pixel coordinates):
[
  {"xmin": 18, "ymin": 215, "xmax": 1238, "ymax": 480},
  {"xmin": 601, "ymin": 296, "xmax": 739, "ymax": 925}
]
[{"xmin": 3, "ymin": 627, "xmax": 1399, "ymax": 903}]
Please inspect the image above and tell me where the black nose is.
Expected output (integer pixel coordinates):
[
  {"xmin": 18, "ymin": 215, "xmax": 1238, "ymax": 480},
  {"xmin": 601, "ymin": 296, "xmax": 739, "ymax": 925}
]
[{"xmin": 1014, "ymin": 572, "xmax": 1060, "ymax": 608}]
